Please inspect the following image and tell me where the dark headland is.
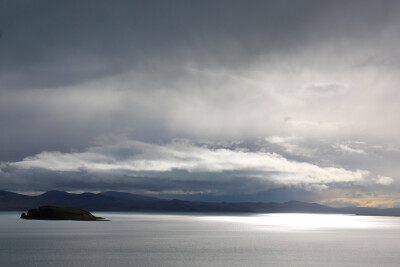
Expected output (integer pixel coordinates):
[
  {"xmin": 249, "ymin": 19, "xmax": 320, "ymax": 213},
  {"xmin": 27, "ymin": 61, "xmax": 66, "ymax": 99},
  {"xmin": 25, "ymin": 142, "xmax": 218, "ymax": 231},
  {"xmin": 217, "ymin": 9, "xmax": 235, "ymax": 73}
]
[{"xmin": 20, "ymin": 206, "xmax": 107, "ymax": 221}]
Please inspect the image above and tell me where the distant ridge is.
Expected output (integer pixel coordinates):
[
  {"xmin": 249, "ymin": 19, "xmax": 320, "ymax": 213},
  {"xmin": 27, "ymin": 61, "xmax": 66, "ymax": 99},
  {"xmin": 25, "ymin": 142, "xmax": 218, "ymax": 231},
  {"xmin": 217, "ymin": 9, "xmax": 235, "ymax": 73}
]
[
  {"xmin": 99, "ymin": 191, "xmax": 160, "ymax": 202},
  {"xmin": 1, "ymin": 190, "xmax": 400, "ymax": 216}
]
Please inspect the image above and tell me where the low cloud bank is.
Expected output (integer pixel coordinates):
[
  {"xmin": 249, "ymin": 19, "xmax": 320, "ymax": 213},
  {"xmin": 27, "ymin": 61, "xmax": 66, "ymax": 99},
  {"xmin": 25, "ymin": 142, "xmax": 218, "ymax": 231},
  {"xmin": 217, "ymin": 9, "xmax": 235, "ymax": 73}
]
[{"xmin": 6, "ymin": 139, "xmax": 373, "ymax": 188}]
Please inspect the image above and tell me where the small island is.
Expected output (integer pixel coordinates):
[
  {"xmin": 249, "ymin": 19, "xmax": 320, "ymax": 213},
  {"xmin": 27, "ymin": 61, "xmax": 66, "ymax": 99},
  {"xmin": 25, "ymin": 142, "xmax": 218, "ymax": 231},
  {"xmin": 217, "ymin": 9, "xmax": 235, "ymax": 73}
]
[{"xmin": 20, "ymin": 206, "xmax": 107, "ymax": 221}]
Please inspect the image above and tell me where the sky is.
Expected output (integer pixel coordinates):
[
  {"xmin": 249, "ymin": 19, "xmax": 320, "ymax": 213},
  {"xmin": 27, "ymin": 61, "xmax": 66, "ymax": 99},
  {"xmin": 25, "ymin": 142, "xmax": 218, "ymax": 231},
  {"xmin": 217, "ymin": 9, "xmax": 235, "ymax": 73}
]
[{"xmin": 1, "ymin": 0, "xmax": 400, "ymax": 207}]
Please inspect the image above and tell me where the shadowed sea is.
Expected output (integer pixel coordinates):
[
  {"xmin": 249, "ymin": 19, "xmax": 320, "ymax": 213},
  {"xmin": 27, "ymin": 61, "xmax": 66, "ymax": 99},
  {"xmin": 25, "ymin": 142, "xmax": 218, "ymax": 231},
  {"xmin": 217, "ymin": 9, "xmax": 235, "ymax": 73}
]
[{"xmin": 1, "ymin": 212, "xmax": 400, "ymax": 266}]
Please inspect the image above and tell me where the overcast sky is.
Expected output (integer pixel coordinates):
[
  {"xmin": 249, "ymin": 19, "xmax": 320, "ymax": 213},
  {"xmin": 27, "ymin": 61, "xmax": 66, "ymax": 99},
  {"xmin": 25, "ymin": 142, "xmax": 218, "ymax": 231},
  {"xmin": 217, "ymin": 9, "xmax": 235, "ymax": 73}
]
[{"xmin": 1, "ymin": 0, "xmax": 400, "ymax": 207}]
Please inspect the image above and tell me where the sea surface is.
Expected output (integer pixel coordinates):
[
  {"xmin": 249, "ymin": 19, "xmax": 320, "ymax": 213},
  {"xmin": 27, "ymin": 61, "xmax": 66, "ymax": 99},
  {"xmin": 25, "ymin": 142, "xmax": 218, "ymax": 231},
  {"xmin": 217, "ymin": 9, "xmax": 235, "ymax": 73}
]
[{"xmin": 1, "ymin": 212, "xmax": 400, "ymax": 266}]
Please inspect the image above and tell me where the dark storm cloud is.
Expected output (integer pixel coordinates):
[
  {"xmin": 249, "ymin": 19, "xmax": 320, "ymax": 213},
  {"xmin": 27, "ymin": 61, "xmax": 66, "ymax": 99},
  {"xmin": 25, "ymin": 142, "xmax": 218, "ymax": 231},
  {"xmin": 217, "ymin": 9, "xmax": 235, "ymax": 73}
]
[
  {"xmin": 0, "ymin": 0, "xmax": 331, "ymax": 159},
  {"xmin": 0, "ymin": 164, "xmax": 275, "ymax": 195},
  {"xmin": 2, "ymin": 0, "xmax": 398, "ymax": 90},
  {"xmin": 1, "ymin": 0, "xmax": 399, "ymax": 154}
]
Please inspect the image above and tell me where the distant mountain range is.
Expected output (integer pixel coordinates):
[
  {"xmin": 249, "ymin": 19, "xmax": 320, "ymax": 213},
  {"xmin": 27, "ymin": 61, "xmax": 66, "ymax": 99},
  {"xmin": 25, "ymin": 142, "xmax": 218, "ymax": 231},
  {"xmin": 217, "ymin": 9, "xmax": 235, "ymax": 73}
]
[{"xmin": 1, "ymin": 190, "xmax": 400, "ymax": 216}]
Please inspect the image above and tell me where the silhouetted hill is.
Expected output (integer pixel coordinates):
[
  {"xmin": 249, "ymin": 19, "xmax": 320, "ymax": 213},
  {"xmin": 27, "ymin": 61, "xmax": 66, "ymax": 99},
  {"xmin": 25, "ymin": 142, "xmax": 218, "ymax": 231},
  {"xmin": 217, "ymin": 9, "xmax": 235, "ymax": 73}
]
[
  {"xmin": 0, "ymin": 190, "xmax": 36, "ymax": 210},
  {"xmin": 279, "ymin": 200, "xmax": 336, "ymax": 213},
  {"xmin": 1, "ymin": 190, "xmax": 400, "ymax": 216}
]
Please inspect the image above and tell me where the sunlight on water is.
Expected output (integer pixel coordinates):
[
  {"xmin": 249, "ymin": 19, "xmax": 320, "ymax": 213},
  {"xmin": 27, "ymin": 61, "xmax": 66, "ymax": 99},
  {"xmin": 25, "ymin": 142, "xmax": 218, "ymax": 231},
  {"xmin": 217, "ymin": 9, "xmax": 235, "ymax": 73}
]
[
  {"xmin": 200, "ymin": 213, "xmax": 399, "ymax": 230},
  {"xmin": 101, "ymin": 212, "xmax": 400, "ymax": 231}
]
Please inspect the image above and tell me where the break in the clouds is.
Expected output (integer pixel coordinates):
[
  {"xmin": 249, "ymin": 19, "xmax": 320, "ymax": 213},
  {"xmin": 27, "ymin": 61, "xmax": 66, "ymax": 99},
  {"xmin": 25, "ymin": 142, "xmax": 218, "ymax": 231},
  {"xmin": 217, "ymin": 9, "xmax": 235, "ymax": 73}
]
[{"xmin": 1, "ymin": 0, "xmax": 400, "ymax": 206}]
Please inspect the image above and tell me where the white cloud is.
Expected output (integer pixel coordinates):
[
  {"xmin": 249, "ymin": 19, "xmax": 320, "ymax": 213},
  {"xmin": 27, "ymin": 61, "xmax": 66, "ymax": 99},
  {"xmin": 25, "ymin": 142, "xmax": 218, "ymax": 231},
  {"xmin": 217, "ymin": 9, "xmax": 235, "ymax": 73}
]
[
  {"xmin": 8, "ymin": 139, "xmax": 372, "ymax": 187},
  {"xmin": 376, "ymin": 176, "xmax": 394, "ymax": 185},
  {"xmin": 333, "ymin": 143, "xmax": 367, "ymax": 155},
  {"xmin": 265, "ymin": 136, "xmax": 300, "ymax": 154}
]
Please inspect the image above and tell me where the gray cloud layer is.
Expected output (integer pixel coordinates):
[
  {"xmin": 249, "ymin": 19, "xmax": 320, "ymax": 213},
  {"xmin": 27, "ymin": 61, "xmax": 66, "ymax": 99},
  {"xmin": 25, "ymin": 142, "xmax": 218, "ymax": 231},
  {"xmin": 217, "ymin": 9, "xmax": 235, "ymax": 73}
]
[{"xmin": 1, "ymin": 1, "xmax": 400, "ymax": 206}]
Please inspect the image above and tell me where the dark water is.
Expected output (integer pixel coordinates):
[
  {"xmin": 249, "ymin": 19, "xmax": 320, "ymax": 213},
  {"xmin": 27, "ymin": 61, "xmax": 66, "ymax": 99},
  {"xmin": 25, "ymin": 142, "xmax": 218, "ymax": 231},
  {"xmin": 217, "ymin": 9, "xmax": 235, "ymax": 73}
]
[{"xmin": 1, "ymin": 212, "xmax": 400, "ymax": 266}]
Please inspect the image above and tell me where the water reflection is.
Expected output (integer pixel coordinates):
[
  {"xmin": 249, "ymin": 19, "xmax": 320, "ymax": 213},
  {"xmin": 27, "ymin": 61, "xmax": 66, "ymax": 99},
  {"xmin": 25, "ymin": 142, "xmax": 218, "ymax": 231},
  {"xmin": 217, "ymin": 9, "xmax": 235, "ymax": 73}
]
[
  {"xmin": 200, "ymin": 213, "xmax": 400, "ymax": 230},
  {"xmin": 99, "ymin": 212, "xmax": 400, "ymax": 231}
]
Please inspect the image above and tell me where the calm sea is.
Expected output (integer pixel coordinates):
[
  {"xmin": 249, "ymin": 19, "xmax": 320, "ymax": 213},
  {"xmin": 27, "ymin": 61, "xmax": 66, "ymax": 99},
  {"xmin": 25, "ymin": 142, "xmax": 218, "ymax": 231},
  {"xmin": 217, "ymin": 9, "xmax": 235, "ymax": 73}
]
[{"xmin": 1, "ymin": 212, "xmax": 400, "ymax": 266}]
